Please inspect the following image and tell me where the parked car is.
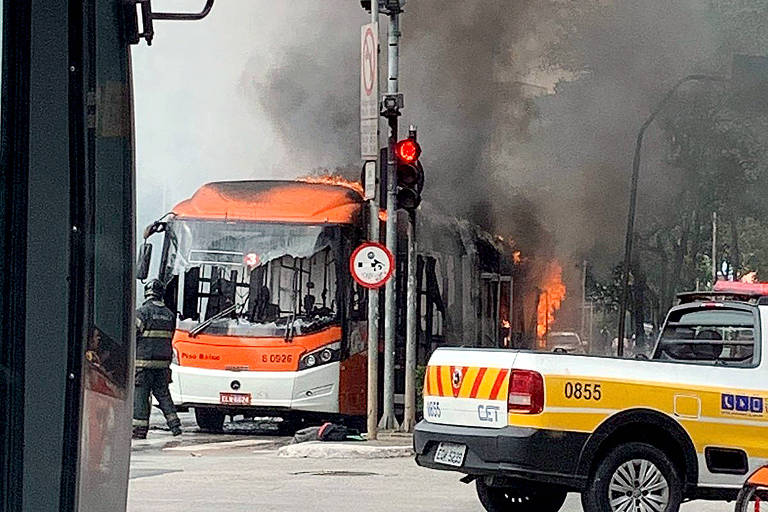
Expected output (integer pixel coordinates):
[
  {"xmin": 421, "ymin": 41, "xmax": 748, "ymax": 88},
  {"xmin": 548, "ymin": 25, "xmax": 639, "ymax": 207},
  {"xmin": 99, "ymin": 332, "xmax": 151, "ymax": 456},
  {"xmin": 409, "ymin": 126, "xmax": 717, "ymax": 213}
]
[{"xmin": 546, "ymin": 331, "xmax": 586, "ymax": 354}]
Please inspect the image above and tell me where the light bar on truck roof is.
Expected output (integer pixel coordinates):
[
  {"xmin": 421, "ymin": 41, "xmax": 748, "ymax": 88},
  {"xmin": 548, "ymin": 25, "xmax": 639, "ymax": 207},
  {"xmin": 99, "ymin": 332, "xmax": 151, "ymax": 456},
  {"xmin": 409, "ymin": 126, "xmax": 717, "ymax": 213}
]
[{"xmin": 713, "ymin": 280, "xmax": 768, "ymax": 296}]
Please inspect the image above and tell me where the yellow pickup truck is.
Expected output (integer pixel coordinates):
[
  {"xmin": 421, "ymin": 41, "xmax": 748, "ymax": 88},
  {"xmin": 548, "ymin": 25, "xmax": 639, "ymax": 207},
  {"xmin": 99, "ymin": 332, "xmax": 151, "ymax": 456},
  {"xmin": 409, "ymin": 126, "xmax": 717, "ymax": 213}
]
[{"xmin": 414, "ymin": 286, "xmax": 768, "ymax": 512}]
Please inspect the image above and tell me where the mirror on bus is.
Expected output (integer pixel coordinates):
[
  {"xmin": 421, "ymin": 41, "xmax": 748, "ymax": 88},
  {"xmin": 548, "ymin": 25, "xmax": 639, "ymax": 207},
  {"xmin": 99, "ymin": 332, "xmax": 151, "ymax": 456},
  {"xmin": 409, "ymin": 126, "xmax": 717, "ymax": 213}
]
[
  {"xmin": 182, "ymin": 267, "xmax": 200, "ymax": 321},
  {"xmin": 142, "ymin": 220, "xmax": 166, "ymax": 240},
  {"xmin": 136, "ymin": 242, "xmax": 153, "ymax": 280}
]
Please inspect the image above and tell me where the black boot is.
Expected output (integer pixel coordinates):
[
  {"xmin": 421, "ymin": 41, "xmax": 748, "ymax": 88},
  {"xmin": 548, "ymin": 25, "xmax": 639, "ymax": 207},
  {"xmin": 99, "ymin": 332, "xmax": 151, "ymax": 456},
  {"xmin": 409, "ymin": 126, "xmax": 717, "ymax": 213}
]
[
  {"xmin": 171, "ymin": 425, "xmax": 182, "ymax": 436},
  {"xmin": 132, "ymin": 427, "xmax": 148, "ymax": 440}
]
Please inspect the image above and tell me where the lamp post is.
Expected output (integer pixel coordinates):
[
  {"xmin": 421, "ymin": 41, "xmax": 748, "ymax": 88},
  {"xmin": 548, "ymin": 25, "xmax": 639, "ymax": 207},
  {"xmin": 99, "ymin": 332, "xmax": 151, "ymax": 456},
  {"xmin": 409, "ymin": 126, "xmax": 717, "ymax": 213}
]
[{"xmin": 616, "ymin": 74, "xmax": 727, "ymax": 357}]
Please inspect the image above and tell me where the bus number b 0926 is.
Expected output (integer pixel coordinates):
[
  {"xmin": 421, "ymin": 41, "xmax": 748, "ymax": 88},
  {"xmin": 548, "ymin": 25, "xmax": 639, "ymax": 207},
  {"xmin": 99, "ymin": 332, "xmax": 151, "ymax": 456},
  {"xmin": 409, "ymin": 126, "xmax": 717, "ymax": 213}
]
[
  {"xmin": 262, "ymin": 354, "xmax": 293, "ymax": 363},
  {"xmin": 564, "ymin": 381, "xmax": 602, "ymax": 401}
]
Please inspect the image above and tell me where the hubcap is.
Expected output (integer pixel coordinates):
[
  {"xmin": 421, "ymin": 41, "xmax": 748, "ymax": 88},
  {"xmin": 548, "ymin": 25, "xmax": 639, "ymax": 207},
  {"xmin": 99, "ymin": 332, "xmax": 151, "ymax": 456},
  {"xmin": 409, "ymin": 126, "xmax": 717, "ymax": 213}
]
[{"xmin": 608, "ymin": 459, "xmax": 670, "ymax": 512}]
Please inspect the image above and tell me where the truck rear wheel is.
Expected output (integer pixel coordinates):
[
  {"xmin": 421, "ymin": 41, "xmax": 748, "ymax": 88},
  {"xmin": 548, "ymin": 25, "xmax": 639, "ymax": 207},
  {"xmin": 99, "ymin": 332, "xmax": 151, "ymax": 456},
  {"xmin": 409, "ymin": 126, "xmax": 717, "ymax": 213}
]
[
  {"xmin": 476, "ymin": 479, "xmax": 567, "ymax": 512},
  {"xmin": 194, "ymin": 408, "xmax": 225, "ymax": 432},
  {"xmin": 582, "ymin": 442, "xmax": 683, "ymax": 512}
]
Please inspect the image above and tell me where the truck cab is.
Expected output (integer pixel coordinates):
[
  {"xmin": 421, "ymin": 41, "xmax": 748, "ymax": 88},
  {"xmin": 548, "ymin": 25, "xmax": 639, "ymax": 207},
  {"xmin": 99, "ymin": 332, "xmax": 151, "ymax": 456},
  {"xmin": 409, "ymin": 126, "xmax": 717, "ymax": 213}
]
[{"xmin": 415, "ymin": 285, "xmax": 768, "ymax": 512}]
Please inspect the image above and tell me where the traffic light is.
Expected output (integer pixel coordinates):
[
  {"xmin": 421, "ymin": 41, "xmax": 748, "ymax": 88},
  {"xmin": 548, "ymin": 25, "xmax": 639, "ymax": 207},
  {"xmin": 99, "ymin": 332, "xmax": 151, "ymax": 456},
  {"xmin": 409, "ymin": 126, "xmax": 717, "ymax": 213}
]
[{"xmin": 395, "ymin": 134, "xmax": 423, "ymax": 212}]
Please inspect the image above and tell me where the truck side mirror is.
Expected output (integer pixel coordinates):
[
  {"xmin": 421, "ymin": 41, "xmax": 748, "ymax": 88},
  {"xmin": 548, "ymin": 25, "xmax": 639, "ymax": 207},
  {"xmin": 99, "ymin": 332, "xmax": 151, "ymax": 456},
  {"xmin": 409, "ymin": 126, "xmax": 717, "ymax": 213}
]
[{"xmin": 136, "ymin": 243, "xmax": 153, "ymax": 280}]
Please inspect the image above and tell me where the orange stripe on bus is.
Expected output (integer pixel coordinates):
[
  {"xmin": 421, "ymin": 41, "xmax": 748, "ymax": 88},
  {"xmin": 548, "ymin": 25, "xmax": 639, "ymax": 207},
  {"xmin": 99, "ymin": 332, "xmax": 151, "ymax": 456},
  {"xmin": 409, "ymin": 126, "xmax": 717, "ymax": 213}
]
[
  {"xmin": 489, "ymin": 369, "xmax": 509, "ymax": 400},
  {"xmin": 435, "ymin": 366, "xmax": 444, "ymax": 397},
  {"xmin": 469, "ymin": 367, "xmax": 487, "ymax": 398}
]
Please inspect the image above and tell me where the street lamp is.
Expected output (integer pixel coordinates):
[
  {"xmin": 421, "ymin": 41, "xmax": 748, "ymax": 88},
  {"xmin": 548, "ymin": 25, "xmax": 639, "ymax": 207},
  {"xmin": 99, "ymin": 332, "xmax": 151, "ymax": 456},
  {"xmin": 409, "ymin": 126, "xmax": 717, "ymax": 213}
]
[{"xmin": 616, "ymin": 74, "xmax": 728, "ymax": 357}]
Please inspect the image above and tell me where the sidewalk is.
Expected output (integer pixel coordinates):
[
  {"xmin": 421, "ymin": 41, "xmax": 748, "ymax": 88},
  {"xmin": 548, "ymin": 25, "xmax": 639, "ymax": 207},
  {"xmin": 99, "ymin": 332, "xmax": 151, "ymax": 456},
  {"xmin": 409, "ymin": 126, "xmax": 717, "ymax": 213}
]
[{"xmin": 277, "ymin": 432, "xmax": 414, "ymax": 459}]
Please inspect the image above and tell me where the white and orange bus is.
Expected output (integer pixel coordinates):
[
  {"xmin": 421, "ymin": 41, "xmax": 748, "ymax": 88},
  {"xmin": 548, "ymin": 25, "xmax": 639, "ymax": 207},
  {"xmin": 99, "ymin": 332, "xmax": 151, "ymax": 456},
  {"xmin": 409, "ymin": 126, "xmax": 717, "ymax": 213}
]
[{"xmin": 139, "ymin": 179, "xmax": 534, "ymax": 432}]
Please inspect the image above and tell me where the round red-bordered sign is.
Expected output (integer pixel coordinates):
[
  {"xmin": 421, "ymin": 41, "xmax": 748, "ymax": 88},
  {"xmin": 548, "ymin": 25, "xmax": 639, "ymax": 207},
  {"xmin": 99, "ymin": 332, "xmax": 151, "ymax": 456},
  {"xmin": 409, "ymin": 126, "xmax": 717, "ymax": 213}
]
[
  {"xmin": 362, "ymin": 26, "xmax": 376, "ymax": 96},
  {"xmin": 349, "ymin": 241, "xmax": 394, "ymax": 289}
]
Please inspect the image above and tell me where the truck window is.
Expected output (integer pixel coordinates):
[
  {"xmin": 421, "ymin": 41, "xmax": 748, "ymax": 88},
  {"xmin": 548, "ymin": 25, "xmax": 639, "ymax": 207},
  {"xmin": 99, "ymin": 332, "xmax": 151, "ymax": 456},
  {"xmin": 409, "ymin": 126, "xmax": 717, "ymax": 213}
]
[{"xmin": 655, "ymin": 308, "xmax": 757, "ymax": 366}]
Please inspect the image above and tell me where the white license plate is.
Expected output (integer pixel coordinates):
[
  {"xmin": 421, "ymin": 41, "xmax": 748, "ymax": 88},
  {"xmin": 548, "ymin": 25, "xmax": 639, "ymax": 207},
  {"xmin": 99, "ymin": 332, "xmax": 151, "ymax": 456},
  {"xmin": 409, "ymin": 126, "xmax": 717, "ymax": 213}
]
[
  {"xmin": 433, "ymin": 442, "xmax": 466, "ymax": 467},
  {"xmin": 219, "ymin": 392, "xmax": 251, "ymax": 405}
]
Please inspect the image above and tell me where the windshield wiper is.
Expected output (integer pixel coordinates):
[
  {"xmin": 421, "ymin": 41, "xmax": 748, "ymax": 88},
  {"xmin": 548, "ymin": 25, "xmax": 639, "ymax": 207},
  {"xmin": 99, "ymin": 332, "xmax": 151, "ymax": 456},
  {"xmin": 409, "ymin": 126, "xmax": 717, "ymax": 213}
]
[{"xmin": 189, "ymin": 303, "xmax": 237, "ymax": 338}]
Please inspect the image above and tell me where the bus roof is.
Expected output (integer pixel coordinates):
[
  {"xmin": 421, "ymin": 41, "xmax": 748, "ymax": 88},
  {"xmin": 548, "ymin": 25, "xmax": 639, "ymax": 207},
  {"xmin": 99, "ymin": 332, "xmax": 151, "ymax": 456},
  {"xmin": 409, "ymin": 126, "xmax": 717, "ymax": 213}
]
[{"xmin": 172, "ymin": 180, "xmax": 364, "ymax": 224}]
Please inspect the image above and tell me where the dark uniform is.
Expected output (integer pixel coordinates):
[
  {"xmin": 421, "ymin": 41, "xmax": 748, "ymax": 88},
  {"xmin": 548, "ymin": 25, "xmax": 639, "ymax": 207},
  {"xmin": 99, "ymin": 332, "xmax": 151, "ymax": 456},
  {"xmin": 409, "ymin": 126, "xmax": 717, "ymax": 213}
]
[{"xmin": 132, "ymin": 279, "xmax": 182, "ymax": 439}]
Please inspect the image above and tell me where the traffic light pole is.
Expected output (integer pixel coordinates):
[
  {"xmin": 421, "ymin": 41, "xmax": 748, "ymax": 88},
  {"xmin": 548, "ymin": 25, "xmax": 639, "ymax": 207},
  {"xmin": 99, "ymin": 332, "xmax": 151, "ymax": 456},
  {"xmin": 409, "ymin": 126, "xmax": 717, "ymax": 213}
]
[
  {"xmin": 401, "ymin": 209, "xmax": 417, "ymax": 432},
  {"xmin": 366, "ymin": 0, "xmax": 380, "ymax": 441},
  {"xmin": 379, "ymin": 5, "xmax": 400, "ymax": 431}
]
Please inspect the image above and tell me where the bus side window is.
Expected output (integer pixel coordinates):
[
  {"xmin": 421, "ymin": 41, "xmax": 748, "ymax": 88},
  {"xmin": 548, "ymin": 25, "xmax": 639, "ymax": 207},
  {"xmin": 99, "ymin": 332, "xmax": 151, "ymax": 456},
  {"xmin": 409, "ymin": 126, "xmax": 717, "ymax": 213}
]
[{"xmin": 349, "ymin": 282, "xmax": 367, "ymax": 321}]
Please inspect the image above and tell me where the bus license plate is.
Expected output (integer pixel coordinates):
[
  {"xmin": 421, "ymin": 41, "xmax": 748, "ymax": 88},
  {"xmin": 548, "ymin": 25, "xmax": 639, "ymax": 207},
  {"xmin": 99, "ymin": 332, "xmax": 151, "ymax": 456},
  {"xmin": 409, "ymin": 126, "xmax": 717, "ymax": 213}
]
[
  {"xmin": 434, "ymin": 442, "xmax": 466, "ymax": 467},
  {"xmin": 220, "ymin": 392, "xmax": 251, "ymax": 405}
]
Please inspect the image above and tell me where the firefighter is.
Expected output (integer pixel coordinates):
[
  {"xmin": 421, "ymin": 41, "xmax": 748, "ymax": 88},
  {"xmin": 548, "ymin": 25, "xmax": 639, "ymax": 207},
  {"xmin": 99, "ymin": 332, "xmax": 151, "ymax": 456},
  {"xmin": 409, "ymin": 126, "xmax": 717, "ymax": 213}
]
[{"xmin": 132, "ymin": 279, "xmax": 182, "ymax": 439}]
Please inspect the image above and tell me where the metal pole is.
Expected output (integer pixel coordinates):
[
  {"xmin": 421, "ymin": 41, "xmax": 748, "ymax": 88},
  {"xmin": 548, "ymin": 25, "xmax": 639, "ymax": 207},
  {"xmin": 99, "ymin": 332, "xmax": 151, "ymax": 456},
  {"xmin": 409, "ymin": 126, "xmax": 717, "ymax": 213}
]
[
  {"xmin": 366, "ymin": 0, "xmax": 380, "ymax": 441},
  {"xmin": 712, "ymin": 211, "xmax": 717, "ymax": 285},
  {"xmin": 402, "ymin": 211, "xmax": 417, "ymax": 432},
  {"xmin": 616, "ymin": 74, "xmax": 727, "ymax": 357},
  {"xmin": 580, "ymin": 260, "xmax": 587, "ymax": 343},
  {"xmin": 379, "ymin": 6, "xmax": 400, "ymax": 430}
]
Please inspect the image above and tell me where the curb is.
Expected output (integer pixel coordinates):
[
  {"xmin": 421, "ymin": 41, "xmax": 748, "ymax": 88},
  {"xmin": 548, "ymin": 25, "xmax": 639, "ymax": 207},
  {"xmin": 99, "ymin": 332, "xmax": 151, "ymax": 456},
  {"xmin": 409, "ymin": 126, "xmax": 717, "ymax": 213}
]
[{"xmin": 276, "ymin": 442, "xmax": 414, "ymax": 459}]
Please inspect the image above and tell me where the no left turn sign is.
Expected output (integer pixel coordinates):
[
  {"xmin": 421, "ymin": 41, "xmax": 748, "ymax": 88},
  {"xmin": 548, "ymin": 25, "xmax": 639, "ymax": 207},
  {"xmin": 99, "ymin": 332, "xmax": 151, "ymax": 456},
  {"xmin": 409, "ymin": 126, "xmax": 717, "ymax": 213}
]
[{"xmin": 350, "ymin": 242, "xmax": 394, "ymax": 289}]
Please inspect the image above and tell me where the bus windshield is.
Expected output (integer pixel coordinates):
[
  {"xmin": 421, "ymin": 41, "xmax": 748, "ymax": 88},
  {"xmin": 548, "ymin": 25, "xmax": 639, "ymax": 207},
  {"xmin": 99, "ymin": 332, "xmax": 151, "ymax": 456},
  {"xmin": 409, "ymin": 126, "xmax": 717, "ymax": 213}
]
[{"xmin": 161, "ymin": 219, "xmax": 345, "ymax": 338}]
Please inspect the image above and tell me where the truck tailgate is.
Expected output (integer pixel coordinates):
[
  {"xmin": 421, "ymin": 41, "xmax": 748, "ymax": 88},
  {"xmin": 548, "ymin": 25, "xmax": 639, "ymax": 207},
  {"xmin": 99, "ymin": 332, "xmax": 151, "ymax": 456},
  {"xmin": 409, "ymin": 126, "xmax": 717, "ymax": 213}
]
[{"xmin": 422, "ymin": 348, "xmax": 519, "ymax": 429}]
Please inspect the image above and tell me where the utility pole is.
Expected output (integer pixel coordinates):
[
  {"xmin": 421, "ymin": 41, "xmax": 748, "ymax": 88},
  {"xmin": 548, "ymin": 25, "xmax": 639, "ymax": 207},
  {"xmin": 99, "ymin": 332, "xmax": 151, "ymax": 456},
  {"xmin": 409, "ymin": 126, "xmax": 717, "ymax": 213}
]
[
  {"xmin": 712, "ymin": 211, "xmax": 717, "ymax": 285},
  {"xmin": 402, "ymin": 207, "xmax": 417, "ymax": 432},
  {"xmin": 379, "ymin": 1, "xmax": 402, "ymax": 430},
  {"xmin": 580, "ymin": 260, "xmax": 587, "ymax": 344},
  {"xmin": 365, "ymin": 0, "xmax": 380, "ymax": 441}
]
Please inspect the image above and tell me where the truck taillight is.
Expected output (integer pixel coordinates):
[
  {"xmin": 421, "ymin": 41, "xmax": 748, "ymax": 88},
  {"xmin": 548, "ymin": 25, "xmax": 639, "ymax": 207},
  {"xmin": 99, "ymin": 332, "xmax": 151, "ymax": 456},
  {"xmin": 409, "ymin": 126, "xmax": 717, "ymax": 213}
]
[{"xmin": 507, "ymin": 370, "xmax": 544, "ymax": 414}]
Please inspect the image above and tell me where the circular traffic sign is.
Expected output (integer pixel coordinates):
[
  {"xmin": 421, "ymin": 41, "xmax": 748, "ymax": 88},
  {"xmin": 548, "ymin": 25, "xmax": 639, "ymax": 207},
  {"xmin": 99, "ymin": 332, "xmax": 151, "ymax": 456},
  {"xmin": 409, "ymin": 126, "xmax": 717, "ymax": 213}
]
[
  {"xmin": 362, "ymin": 26, "xmax": 376, "ymax": 96},
  {"xmin": 349, "ymin": 241, "xmax": 394, "ymax": 289}
]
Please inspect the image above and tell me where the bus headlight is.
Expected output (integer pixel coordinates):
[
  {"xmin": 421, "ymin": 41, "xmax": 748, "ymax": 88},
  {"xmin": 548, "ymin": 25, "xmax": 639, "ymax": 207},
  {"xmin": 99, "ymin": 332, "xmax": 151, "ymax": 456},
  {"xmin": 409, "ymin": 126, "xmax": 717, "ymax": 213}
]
[{"xmin": 299, "ymin": 342, "xmax": 341, "ymax": 371}]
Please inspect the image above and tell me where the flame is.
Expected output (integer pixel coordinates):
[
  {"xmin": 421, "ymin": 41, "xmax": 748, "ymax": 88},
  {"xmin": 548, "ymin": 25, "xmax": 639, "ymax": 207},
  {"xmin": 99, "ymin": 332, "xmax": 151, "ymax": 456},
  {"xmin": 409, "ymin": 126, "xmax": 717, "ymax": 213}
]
[
  {"xmin": 502, "ymin": 320, "xmax": 511, "ymax": 329},
  {"xmin": 537, "ymin": 261, "xmax": 566, "ymax": 342},
  {"xmin": 298, "ymin": 174, "xmax": 364, "ymax": 196},
  {"xmin": 513, "ymin": 250, "xmax": 522, "ymax": 265},
  {"xmin": 378, "ymin": 209, "xmax": 388, "ymax": 222}
]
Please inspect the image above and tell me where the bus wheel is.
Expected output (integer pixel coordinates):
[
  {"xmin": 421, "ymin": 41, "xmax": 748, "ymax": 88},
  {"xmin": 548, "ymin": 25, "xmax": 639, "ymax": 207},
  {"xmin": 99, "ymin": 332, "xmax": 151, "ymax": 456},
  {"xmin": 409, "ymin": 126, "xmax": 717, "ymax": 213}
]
[
  {"xmin": 582, "ymin": 442, "xmax": 682, "ymax": 512},
  {"xmin": 476, "ymin": 479, "xmax": 566, "ymax": 512},
  {"xmin": 194, "ymin": 408, "xmax": 225, "ymax": 432}
]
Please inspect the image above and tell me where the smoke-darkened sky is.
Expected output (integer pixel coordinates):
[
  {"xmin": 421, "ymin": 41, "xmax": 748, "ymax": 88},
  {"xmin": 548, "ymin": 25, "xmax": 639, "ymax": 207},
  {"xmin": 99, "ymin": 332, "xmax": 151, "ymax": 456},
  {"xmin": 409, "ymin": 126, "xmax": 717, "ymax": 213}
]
[{"xmin": 134, "ymin": 0, "xmax": 768, "ymax": 309}]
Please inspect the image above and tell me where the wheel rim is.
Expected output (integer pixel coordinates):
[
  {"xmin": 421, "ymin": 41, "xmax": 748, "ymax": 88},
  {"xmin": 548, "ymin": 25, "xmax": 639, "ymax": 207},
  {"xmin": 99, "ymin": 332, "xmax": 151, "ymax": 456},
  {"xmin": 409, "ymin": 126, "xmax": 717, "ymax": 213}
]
[{"xmin": 608, "ymin": 459, "xmax": 670, "ymax": 512}]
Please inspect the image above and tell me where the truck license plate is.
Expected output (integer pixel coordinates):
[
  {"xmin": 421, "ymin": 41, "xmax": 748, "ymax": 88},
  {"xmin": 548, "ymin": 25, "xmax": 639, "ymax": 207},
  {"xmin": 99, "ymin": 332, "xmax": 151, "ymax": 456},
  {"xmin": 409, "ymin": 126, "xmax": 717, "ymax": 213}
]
[
  {"xmin": 219, "ymin": 392, "xmax": 251, "ymax": 405},
  {"xmin": 434, "ymin": 442, "xmax": 466, "ymax": 467}
]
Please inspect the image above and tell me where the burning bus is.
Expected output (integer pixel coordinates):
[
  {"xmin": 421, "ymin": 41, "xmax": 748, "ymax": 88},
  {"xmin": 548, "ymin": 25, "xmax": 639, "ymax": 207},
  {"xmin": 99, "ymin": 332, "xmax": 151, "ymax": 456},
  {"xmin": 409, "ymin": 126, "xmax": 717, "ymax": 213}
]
[{"xmin": 138, "ymin": 180, "xmax": 539, "ymax": 431}]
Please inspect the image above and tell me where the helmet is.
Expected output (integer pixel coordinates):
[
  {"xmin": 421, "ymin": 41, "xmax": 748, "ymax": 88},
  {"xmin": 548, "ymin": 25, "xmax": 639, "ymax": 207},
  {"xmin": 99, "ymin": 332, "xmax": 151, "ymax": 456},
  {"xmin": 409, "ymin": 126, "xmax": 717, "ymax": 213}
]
[{"xmin": 144, "ymin": 279, "xmax": 164, "ymax": 300}]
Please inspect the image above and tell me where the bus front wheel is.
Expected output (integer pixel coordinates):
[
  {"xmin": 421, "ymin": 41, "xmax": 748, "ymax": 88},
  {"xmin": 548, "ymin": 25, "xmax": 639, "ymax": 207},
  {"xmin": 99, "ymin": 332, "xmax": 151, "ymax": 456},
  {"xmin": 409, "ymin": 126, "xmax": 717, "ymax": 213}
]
[{"xmin": 194, "ymin": 408, "xmax": 225, "ymax": 432}]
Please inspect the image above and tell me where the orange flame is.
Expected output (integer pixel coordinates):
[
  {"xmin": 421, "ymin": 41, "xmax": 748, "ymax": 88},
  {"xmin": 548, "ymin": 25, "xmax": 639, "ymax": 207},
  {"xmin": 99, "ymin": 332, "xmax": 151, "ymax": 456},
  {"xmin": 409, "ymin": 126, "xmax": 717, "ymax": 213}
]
[
  {"xmin": 378, "ymin": 209, "xmax": 388, "ymax": 222},
  {"xmin": 513, "ymin": 250, "xmax": 522, "ymax": 265},
  {"xmin": 502, "ymin": 319, "xmax": 511, "ymax": 329},
  {"xmin": 297, "ymin": 174, "xmax": 364, "ymax": 196},
  {"xmin": 537, "ymin": 262, "xmax": 566, "ymax": 342}
]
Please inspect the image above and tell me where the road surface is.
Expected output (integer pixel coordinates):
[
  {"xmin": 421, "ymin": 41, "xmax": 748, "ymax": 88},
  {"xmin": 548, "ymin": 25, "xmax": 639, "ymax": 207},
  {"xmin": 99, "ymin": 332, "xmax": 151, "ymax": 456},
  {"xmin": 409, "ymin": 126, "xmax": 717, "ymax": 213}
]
[{"xmin": 127, "ymin": 411, "xmax": 730, "ymax": 511}]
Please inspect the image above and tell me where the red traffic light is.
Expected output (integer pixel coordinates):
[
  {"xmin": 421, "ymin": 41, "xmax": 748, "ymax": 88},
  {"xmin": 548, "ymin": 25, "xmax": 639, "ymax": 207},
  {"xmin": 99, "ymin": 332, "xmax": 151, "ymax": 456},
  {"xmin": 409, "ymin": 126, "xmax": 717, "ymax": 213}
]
[{"xmin": 395, "ymin": 138, "xmax": 421, "ymax": 164}]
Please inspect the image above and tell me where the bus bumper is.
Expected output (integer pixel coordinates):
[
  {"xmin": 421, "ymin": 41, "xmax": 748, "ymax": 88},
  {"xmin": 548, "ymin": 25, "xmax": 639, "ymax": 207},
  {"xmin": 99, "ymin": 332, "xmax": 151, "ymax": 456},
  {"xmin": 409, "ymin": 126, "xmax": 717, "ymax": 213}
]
[{"xmin": 168, "ymin": 362, "xmax": 340, "ymax": 413}]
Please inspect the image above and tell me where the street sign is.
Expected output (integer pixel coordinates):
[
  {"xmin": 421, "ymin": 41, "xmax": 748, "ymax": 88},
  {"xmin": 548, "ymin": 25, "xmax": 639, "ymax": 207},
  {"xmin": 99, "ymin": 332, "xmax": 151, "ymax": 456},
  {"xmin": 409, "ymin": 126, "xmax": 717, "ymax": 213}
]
[
  {"xmin": 360, "ymin": 23, "xmax": 379, "ymax": 160},
  {"xmin": 350, "ymin": 242, "xmax": 394, "ymax": 289},
  {"xmin": 363, "ymin": 160, "xmax": 376, "ymax": 200}
]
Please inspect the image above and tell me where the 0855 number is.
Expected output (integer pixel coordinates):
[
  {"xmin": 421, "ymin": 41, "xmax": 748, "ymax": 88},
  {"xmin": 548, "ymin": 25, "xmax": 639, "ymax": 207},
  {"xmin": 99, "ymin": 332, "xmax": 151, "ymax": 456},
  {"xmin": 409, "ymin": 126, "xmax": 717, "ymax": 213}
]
[{"xmin": 564, "ymin": 382, "xmax": 602, "ymax": 401}]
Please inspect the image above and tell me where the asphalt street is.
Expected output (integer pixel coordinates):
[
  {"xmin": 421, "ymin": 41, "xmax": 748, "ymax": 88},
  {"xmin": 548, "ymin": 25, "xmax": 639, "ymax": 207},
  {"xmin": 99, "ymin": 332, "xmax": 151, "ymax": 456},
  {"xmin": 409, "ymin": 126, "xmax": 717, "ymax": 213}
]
[{"xmin": 128, "ymin": 411, "xmax": 731, "ymax": 512}]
